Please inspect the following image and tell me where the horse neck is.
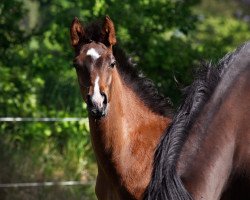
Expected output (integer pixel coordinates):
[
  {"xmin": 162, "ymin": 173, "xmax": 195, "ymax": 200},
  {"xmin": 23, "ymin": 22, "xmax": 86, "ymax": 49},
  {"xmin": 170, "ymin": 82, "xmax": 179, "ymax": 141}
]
[{"xmin": 89, "ymin": 69, "xmax": 171, "ymax": 198}]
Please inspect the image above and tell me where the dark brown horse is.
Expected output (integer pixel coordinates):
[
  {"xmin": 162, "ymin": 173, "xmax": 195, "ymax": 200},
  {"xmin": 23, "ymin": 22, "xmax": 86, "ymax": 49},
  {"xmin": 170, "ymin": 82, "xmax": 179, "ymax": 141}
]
[
  {"xmin": 70, "ymin": 16, "xmax": 172, "ymax": 199},
  {"xmin": 144, "ymin": 42, "xmax": 250, "ymax": 200}
]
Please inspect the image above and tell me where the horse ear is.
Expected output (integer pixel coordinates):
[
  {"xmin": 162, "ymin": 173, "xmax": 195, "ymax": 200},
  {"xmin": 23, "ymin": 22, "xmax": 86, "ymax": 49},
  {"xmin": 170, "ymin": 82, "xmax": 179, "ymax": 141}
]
[
  {"xmin": 70, "ymin": 17, "xmax": 85, "ymax": 48},
  {"xmin": 101, "ymin": 16, "xmax": 116, "ymax": 47}
]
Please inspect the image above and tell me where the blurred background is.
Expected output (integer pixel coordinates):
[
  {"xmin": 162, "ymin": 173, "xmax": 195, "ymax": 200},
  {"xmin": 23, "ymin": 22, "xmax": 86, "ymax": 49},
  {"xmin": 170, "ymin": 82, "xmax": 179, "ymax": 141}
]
[{"xmin": 0, "ymin": 0, "xmax": 250, "ymax": 199}]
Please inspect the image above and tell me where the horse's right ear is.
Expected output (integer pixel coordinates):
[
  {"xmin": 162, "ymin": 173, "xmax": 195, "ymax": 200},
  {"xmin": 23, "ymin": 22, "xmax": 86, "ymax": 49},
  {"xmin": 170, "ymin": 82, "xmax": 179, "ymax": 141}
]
[
  {"xmin": 70, "ymin": 17, "xmax": 85, "ymax": 48},
  {"xmin": 101, "ymin": 16, "xmax": 116, "ymax": 47}
]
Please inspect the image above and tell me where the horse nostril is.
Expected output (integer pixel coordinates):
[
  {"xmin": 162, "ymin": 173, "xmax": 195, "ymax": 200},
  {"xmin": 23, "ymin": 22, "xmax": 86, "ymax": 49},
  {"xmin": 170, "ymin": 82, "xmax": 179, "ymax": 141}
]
[
  {"xmin": 101, "ymin": 92, "xmax": 107, "ymax": 104},
  {"xmin": 87, "ymin": 94, "xmax": 93, "ymax": 106}
]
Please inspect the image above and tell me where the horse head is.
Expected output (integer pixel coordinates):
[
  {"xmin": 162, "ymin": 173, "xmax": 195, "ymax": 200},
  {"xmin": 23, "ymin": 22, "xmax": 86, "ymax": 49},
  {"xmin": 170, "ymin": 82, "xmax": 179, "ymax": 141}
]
[{"xmin": 70, "ymin": 16, "xmax": 117, "ymax": 119}]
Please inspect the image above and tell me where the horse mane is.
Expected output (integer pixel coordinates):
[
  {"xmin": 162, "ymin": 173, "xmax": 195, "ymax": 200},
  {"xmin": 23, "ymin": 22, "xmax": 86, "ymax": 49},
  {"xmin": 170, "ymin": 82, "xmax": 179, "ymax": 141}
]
[
  {"xmin": 82, "ymin": 20, "xmax": 173, "ymax": 117},
  {"xmin": 144, "ymin": 42, "xmax": 250, "ymax": 200},
  {"xmin": 113, "ymin": 46, "xmax": 173, "ymax": 116}
]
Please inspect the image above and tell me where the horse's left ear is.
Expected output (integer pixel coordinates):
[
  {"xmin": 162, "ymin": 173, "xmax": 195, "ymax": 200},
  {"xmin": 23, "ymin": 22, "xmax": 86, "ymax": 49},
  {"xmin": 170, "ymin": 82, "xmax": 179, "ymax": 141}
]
[{"xmin": 101, "ymin": 16, "xmax": 116, "ymax": 47}]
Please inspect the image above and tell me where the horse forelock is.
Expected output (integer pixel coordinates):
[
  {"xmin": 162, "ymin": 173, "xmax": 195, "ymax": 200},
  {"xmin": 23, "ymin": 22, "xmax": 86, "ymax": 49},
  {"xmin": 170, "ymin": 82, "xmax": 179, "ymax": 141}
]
[
  {"xmin": 84, "ymin": 20, "xmax": 103, "ymax": 42},
  {"xmin": 144, "ymin": 41, "xmax": 250, "ymax": 200}
]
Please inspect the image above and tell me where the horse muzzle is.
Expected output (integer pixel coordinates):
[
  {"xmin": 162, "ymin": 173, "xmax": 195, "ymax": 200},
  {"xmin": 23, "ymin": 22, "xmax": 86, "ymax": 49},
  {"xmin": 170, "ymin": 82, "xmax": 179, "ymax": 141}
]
[{"xmin": 86, "ymin": 92, "xmax": 108, "ymax": 119}]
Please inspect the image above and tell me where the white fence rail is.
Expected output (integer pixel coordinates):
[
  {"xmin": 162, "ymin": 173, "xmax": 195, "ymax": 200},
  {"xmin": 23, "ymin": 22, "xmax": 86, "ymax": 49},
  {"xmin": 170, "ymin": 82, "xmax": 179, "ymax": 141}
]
[
  {"xmin": 0, "ymin": 117, "xmax": 87, "ymax": 122},
  {"xmin": 0, "ymin": 181, "xmax": 94, "ymax": 188}
]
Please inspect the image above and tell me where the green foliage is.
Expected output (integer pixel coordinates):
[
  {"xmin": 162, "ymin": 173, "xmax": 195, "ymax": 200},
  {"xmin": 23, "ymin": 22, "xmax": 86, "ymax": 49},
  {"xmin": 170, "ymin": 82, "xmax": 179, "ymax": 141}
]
[
  {"xmin": 0, "ymin": 0, "xmax": 250, "ymax": 198},
  {"xmin": 196, "ymin": 0, "xmax": 250, "ymax": 55}
]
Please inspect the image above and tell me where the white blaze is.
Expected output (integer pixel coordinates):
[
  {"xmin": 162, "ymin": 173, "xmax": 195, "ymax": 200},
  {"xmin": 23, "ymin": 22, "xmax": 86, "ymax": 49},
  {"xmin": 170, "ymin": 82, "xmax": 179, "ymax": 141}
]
[
  {"xmin": 86, "ymin": 48, "xmax": 100, "ymax": 60},
  {"xmin": 92, "ymin": 76, "xmax": 104, "ymax": 108}
]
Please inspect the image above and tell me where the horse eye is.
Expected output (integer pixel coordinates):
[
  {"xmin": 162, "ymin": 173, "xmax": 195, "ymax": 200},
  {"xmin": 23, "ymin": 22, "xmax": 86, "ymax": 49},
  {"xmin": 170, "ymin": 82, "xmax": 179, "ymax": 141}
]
[{"xmin": 110, "ymin": 61, "xmax": 116, "ymax": 68}]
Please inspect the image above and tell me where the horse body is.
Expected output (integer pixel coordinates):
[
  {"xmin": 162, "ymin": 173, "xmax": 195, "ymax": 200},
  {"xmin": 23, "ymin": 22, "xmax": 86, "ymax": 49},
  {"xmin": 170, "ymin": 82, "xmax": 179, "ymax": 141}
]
[
  {"xmin": 145, "ymin": 42, "xmax": 250, "ymax": 200},
  {"xmin": 179, "ymin": 68, "xmax": 250, "ymax": 200},
  {"xmin": 70, "ymin": 16, "xmax": 172, "ymax": 199},
  {"xmin": 178, "ymin": 54, "xmax": 250, "ymax": 199}
]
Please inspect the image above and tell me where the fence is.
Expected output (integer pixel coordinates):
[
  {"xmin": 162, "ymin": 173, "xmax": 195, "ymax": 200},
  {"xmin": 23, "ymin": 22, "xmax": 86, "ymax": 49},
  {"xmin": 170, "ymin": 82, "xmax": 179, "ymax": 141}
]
[
  {"xmin": 0, "ymin": 181, "xmax": 94, "ymax": 188},
  {"xmin": 0, "ymin": 117, "xmax": 92, "ymax": 190},
  {"xmin": 0, "ymin": 117, "xmax": 86, "ymax": 122}
]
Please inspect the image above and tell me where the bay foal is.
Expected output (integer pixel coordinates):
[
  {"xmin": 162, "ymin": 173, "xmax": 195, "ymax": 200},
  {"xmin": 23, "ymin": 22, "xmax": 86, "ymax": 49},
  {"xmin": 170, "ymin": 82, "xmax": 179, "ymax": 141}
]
[{"xmin": 70, "ymin": 16, "xmax": 172, "ymax": 199}]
